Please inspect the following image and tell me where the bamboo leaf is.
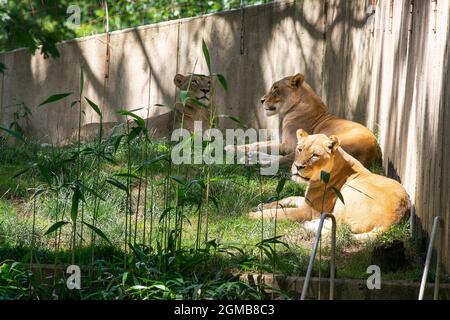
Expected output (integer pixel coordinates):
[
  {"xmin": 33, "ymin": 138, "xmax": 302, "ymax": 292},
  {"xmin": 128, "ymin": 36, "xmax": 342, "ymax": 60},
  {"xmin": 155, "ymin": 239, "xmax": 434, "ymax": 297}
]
[
  {"xmin": 137, "ymin": 154, "xmax": 168, "ymax": 171},
  {"xmin": 0, "ymin": 62, "xmax": 6, "ymax": 74},
  {"xmin": 44, "ymin": 221, "xmax": 70, "ymax": 236},
  {"xmin": 179, "ymin": 90, "xmax": 189, "ymax": 105},
  {"xmin": 106, "ymin": 177, "xmax": 129, "ymax": 193},
  {"xmin": 0, "ymin": 126, "xmax": 26, "ymax": 143},
  {"xmin": 217, "ymin": 114, "xmax": 247, "ymax": 129},
  {"xmin": 32, "ymin": 188, "xmax": 47, "ymax": 199},
  {"xmin": 112, "ymin": 133, "xmax": 125, "ymax": 152},
  {"xmin": 276, "ymin": 177, "xmax": 287, "ymax": 195},
  {"xmin": 320, "ymin": 171, "xmax": 330, "ymax": 184},
  {"xmin": 159, "ymin": 207, "xmax": 174, "ymax": 223},
  {"xmin": 202, "ymin": 39, "xmax": 212, "ymax": 74},
  {"xmin": 82, "ymin": 221, "xmax": 112, "ymax": 246},
  {"xmin": 170, "ymin": 175, "xmax": 186, "ymax": 186},
  {"xmin": 116, "ymin": 110, "xmax": 145, "ymax": 128},
  {"xmin": 256, "ymin": 236, "xmax": 289, "ymax": 249},
  {"xmin": 39, "ymin": 93, "xmax": 72, "ymax": 106},
  {"xmin": 83, "ymin": 186, "xmax": 106, "ymax": 201},
  {"xmin": 70, "ymin": 187, "xmax": 81, "ymax": 223},
  {"xmin": 114, "ymin": 173, "xmax": 141, "ymax": 180},
  {"xmin": 37, "ymin": 163, "xmax": 52, "ymax": 185},
  {"xmin": 215, "ymin": 74, "xmax": 228, "ymax": 91},
  {"xmin": 84, "ymin": 97, "xmax": 102, "ymax": 117},
  {"xmin": 331, "ymin": 186, "xmax": 345, "ymax": 205},
  {"xmin": 126, "ymin": 126, "xmax": 142, "ymax": 142},
  {"xmin": 13, "ymin": 166, "xmax": 32, "ymax": 178},
  {"xmin": 189, "ymin": 97, "xmax": 209, "ymax": 109},
  {"xmin": 210, "ymin": 196, "xmax": 219, "ymax": 210}
]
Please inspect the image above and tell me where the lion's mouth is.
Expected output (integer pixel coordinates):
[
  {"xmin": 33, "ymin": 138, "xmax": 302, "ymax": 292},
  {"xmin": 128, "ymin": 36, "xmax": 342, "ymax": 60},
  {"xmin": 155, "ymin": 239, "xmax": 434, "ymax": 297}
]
[
  {"xmin": 264, "ymin": 106, "xmax": 276, "ymax": 111},
  {"xmin": 199, "ymin": 95, "xmax": 210, "ymax": 101}
]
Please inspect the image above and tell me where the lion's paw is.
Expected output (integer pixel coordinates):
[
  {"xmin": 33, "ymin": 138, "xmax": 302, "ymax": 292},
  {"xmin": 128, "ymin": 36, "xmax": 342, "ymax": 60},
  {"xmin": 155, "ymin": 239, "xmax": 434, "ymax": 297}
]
[
  {"xmin": 224, "ymin": 144, "xmax": 236, "ymax": 153},
  {"xmin": 248, "ymin": 211, "xmax": 261, "ymax": 219}
]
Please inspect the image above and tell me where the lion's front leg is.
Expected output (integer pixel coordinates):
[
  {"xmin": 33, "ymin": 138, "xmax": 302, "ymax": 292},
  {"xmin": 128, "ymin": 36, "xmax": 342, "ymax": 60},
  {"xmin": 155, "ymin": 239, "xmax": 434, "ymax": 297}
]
[
  {"xmin": 248, "ymin": 152, "xmax": 294, "ymax": 167},
  {"xmin": 225, "ymin": 140, "xmax": 281, "ymax": 154},
  {"xmin": 256, "ymin": 196, "xmax": 304, "ymax": 210},
  {"xmin": 249, "ymin": 207, "xmax": 314, "ymax": 221},
  {"xmin": 249, "ymin": 197, "xmax": 316, "ymax": 221}
]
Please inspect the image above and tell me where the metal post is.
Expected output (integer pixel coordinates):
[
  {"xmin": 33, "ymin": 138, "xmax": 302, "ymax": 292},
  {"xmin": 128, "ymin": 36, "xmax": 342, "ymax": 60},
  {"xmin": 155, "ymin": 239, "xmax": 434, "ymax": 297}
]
[
  {"xmin": 300, "ymin": 213, "xmax": 336, "ymax": 300},
  {"xmin": 329, "ymin": 214, "xmax": 336, "ymax": 300},
  {"xmin": 418, "ymin": 216, "xmax": 442, "ymax": 300}
]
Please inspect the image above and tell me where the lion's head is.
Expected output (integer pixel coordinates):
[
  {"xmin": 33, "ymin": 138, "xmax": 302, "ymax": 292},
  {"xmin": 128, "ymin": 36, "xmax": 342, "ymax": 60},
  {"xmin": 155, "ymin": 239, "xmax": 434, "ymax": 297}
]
[
  {"xmin": 291, "ymin": 129, "xmax": 340, "ymax": 183},
  {"xmin": 174, "ymin": 74, "xmax": 211, "ymax": 105},
  {"xmin": 260, "ymin": 73, "xmax": 305, "ymax": 116}
]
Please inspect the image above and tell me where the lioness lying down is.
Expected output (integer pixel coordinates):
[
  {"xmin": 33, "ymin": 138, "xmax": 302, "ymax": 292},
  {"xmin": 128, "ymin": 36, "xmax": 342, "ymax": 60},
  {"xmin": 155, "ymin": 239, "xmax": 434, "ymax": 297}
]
[
  {"xmin": 59, "ymin": 74, "xmax": 211, "ymax": 146},
  {"xmin": 249, "ymin": 130, "xmax": 409, "ymax": 238},
  {"xmin": 230, "ymin": 73, "xmax": 379, "ymax": 168}
]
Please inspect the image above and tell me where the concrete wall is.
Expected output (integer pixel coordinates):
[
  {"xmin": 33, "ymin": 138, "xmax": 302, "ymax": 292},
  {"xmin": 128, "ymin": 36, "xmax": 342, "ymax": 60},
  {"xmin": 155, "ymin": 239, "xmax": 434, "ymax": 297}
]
[
  {"xmin": 0, "ymin": 0, "xmax": 449, "ymax": 273},
  {"xmin": 366, "ymin": 0, "xmax": 450, "ymax": 273},
  {"xmin": 0, "ymin": 1, "xmax": 327, "ymax": 143}
]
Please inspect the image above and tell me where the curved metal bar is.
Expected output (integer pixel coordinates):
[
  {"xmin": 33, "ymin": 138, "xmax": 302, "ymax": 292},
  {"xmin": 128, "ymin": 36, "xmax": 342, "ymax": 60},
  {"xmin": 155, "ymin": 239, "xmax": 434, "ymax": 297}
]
[
  {"xmin": 418, "ymin": 216, "xmax": 442, "ymax": 300},
  {"xmin": 300, "ymin": 212, "xmax": 336, "ymax": 300}
]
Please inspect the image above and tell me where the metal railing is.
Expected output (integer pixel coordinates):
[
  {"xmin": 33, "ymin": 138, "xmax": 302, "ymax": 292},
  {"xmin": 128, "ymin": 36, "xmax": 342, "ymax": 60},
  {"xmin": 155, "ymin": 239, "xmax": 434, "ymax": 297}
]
[
  {"xmin": 418, "ymin": 216, "xmax": 442, "ymax": 300},
  {"xmin": 300, "ymin": 213, "xmax": 336, "ymax": 300}
]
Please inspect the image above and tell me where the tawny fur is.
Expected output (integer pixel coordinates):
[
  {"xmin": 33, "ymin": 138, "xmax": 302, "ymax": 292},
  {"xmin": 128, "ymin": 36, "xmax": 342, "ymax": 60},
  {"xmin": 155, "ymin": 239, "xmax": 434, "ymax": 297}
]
[
  {"xmin": 234, "ymin": 73, "xmax": 379, "ymax": 167},
  {"xmin": 59, "ymin": 74, "xmax": 211, "ymax": 146},
  {"xmin": 249, "ymin": 131, "xmax": 410, "ymax": 235}
]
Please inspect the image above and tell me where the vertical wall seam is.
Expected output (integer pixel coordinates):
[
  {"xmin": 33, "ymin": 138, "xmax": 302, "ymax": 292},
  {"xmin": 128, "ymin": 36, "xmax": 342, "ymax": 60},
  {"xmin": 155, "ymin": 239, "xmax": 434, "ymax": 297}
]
[
  {"xmin": 0, "ymin": 71, "xmax": 4, "ymax": 127},
  {"xmin": 321, "ymin": 0, "xmax": 328, "ymax": 100},
  {"xmin": 240, "ymin": 0, "xmax": 245, "ymax": 55},
  {"xmin": 174, "ymin": 21, "xmax": 181, "ymax": 104}
]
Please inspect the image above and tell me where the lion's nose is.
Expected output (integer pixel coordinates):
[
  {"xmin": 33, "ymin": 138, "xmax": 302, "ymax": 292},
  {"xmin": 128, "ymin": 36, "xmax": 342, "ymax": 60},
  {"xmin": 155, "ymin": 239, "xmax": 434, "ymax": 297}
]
[
  {"xmin": 295, "ymin": 164, "xmax": 305, "ymax": 171},
  {"xmin": 260, "ymin": 97, "xmax": 266, "ymax": 104}
]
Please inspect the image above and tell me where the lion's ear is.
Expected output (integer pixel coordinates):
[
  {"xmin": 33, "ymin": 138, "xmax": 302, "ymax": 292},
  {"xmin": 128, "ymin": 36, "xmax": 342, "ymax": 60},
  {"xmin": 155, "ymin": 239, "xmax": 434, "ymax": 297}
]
[
  {"xmin": 296, "ymin": 129, "xmax": 308, "ymax": 141},
  {"xmin": 291, "ymin": 73, "xmax": 305, "ymax": 88},
  {"xmin": 174, "ymin": 74, "xmax": 185, "ymax": 88},
  {"xmin": 324, "ymin": 135, "xmax": 340, "ymax": 153}
]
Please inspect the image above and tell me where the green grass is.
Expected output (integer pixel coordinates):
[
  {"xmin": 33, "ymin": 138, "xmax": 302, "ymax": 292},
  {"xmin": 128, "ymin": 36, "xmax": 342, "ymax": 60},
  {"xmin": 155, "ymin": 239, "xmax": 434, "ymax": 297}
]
[
  {"xmin": 0, "ymin": 164, "xmax": 36, "ymax": 198},
  {"xmin": 0, "ymin": 140, "xmax": 424, "ymax": 285}
]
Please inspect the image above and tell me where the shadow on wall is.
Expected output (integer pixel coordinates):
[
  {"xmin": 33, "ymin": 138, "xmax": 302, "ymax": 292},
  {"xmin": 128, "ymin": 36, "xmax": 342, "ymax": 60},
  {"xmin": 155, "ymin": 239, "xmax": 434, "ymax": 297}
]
[
  {"xmin": 373, "ymin": 0, "xmax": 450, "ymax": 271},
  {"xmin": 1, "ymin": 0, "xmax": 375, "ymax": 144}
]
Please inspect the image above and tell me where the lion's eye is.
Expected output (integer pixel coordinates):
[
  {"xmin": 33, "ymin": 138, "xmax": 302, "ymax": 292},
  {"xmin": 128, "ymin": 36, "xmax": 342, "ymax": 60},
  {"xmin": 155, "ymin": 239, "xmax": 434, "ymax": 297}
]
[{"xmin": 312, "ymin": 154, "xmax": 319, "ymax": 158}]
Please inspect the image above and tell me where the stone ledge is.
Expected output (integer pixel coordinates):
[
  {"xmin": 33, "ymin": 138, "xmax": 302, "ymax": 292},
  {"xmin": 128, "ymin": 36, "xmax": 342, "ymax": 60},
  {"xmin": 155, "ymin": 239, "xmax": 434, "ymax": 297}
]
[{"xmin": 240, "ymin": 273, "xmax": 450, "ymax": 300}]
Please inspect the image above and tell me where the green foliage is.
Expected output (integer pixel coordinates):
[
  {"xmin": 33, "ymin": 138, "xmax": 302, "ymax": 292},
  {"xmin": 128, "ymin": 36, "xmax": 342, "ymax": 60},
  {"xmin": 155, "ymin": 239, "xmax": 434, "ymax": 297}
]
[
  {"xmin": 0, "ymin": 1, "xmax": 271, "ymax": 56},
  {"xmin": 0, "ymin": 1, "xmax": 75, "ymax": 57},
  {"xmin": 0, "ymin": 260, "xmax": 32, "ymax": 299}
]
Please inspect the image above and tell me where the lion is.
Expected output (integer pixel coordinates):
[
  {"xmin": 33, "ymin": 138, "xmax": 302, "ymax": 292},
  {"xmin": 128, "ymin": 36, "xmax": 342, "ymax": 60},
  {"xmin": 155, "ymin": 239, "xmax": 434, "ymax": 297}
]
[
  {"xmin": 249, "ymin": 130, "xmax": 409, "ymax": 238},
  {"xmin": 171, "ymin": 73, "xmax": 212, "ymax": 133},
  {"xmin": 228, "ymin": 73, "xmax": 379, "ymax": 168},
  {"xmin": 58, "ymin": 74, "xmax": 211, "ymax": 146}
]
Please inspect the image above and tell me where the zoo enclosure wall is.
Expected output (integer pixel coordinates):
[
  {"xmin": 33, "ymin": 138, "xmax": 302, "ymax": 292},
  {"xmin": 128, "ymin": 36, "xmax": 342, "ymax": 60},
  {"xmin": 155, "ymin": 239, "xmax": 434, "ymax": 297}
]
[{"xmin": 0, "ymin": 0, "xmax": 449, "ymax": 273}]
